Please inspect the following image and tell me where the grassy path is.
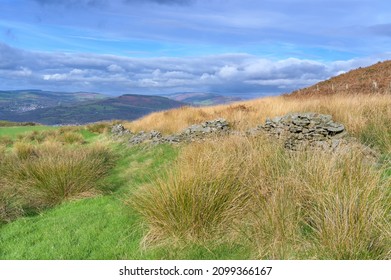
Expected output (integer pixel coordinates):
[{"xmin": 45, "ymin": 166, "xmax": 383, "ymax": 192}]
[
  {"xmin": 0, "ymin": 141, "xmax": 250, "ymax": 259},
  {"xmin": 1, "ymin": 124, "xmax": 390, "ymax": 260}
]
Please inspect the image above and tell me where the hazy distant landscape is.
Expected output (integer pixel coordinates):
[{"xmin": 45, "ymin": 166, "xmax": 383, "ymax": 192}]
[{"xmin": 0, "ymin": 90, "xmax": 244, "ymax": 124}]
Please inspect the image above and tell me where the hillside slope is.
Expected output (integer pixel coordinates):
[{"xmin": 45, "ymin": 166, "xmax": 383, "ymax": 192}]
[
  {"xmin": 166, "ymin": 92, "xmax": 242, "ymax": 106},
  {"xmin": 5, "ymin": 94, "xmax": 186, "ymax": 125},
  {"xmin": 289, "ymin": 60, "xmax": 391, "ymax": 97}
]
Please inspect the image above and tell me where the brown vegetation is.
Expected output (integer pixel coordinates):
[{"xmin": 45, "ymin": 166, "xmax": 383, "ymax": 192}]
[
  {"xmin": 289, "ymin": 60, "xmax": 391, "ymax": 97},
  {"xmin": 131, "ymin": 134, "xmax": 391, "ymax": 259},
  {"xmin": 124, "ymin": 94, "xmax": 391, "ymax": 153},
  {"xmin": 127, "ymin": 72, "xmax": 391, "ymax": 259}
]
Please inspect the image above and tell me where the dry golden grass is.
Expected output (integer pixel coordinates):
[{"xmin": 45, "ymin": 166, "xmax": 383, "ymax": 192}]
[
  {"xmin": 125, "ymin": 94, "xmax": 391, "ymax": 152},
  {"xmin": 129, "ymin": 93, "xmax": 391, "ymax": 259},
  {"xmin": 130, "ymin": 134, "xmax": 391, "ymax": 259},
  {"xmin": 18, "ymin": 128, "xmax": 87, "ymax": 145}
]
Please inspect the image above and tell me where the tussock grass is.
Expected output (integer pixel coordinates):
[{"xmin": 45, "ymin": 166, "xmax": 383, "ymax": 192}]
[
  {"xmin": 0, "ymin": 135, "xmax": 13, "ymax": 146},
  {"xmin": 0, "ymin": 141, "xmax": 115, "ymax": 223},
  {"xmin": 86, "ymin": 121, "xmax": 118, "ymax": 134},
  {"xmin": 131, "ymin": 135, "xmax": 391, "ymax": 259},
  {"xmin": 18, "ymin": 128, "xmax": 87, "ymax": 145}
]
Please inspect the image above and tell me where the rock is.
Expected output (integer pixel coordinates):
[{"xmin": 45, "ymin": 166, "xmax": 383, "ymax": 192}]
[
  {"xmin": 325, "ymin": 123, "xmax": 345, "ymax": 133},
  {"xmin": 110, "ymin": 113, "xmax": 357, "ymax": 154},
  {"xmin": 252, "ymin": 112, "xmax": 348, "ymax": 151},
  {"xmin": 111, "ymin": 124, "xmax": 132, "ymax": 137},
  {"xmin": 162, "ymin": 134, "xmax": 182, "ymax": 143},
  {"xmin": 111, "ymin": 118, "xmax": 231, "ymax": 146},
  {"xmin": 178, "ymin": 118, "xmax": 230, "ymax": 139},
  {"xmin": 128, "ymin": 130, "xmax": 163, "ymax": 145}
]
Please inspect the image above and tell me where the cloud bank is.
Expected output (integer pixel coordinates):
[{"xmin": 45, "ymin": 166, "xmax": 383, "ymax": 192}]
[{"xmin": 0, "ymin": 43, "xmax": 379, "ymax": 97}]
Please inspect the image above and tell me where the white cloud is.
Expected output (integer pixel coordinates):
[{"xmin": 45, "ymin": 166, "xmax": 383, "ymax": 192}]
[
  {"xmin": 42, "ymin": 73, "xmax": 68, "ymax": 81},
  {"xmin": 0, "ymin": 43, "xmax": 385, "ymax": 96},
  {"xmin": 69, "ymin": 68, "xmax": 86, "ymax": 75},
  {"xmin": 218, "ymin": 65, "xmax": 239, "ymax": 79},
  {"xmin": 14, "ymin": 67, "xmax": 32, "ymax": 77},
  {"xmin": 107, "ymin": 64, "xmax": 124, "ymax": 73}
]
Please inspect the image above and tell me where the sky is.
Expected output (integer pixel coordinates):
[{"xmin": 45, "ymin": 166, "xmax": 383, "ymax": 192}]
[{"xmin": 0, "ymin": 0, "xmax": 390, "ymax": 97}]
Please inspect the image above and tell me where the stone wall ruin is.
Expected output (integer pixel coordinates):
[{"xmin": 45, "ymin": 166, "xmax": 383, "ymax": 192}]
[{"xmin": 111, "ymin": 112, "xmax": 351, "ymax": 151}]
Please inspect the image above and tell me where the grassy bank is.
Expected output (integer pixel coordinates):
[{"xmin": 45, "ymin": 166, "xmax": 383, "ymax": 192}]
[
  {"xmin": 124, "ymin": 94, "xmax": 391, "ymax": 153},
  {"xmin": 1, "ymin": 94, "xmax": 391, "ymax": 259},
  {"xmin": 127, "ymin": 94, "xmax": 391, "ymax": 259},
  {"xmin": 130, "ymin": 135, "xmax": 391, "ymax": 259}
]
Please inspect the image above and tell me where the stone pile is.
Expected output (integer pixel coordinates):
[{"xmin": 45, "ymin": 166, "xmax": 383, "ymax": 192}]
[
  {"xmin": 111, "ymin": 118, "xmax": 231, "ymax": 146},
  {"xmin": 111, "ymin": 113, "xmax": 355, "ymax": 152},
  {"xmin": 250, "ymin": 112, "xmax": 347, "ymax": 150},
  {"xmin": 111, "ymin": 124, "xmax": 132, "ymax": 137},
  {"xmin": 181, "ymin": 118, "xmax": 229, "ymax": 137},
  {"xmin": 128, "ymin": 130, "xmax": 162, "ymax": 145}
]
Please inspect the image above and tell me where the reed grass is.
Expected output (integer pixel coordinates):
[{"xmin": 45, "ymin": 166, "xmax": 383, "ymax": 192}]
[
  {"xmin": 130, "ymin": 135, "xmax": 391, "ymax": 259},
  {"xmin": 0, "ymin": 141, "xmax": 115, "ymax": 222}
]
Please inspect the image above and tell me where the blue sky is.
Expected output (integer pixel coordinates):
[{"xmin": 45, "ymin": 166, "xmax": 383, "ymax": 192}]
[{"xmin": 0, "ymin": 0, "xmax": 390, "ymax": 97}]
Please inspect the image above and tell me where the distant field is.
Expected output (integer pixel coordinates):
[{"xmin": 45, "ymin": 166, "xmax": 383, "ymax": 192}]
[{"xmin": 0, "ymin": 126, "xmax": 57, "ymax": 139}]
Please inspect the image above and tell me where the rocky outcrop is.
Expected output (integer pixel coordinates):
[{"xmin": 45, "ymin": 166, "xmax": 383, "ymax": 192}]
[
  {"xmin": 248, "ymin": 112, "xmax": 347, "ymax": 150},
  {"xmin": 111, "ymin": 124, "xmax": 132, "ymax": 137}
]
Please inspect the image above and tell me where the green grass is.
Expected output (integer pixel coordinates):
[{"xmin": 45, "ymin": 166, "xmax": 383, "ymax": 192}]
[
  {"xmin": 0, "ymin": 126, "xmax": 56, "ymax": 139},
  {"xmin": 79, "ymin": 129, "xmax": 98, "ymax": 141},
  {"xmin": 0, "ymin": 196, "xmax": 141, "ymax": 259},
  {"xmin": 0, "ymin": 141, "xmax": 253, "ymax": 259},
  {"xmin": 0, "ymin": 141, "xmax": 115, "ymax": 222},
  {"xmin": 1, "ymin": 118, "xmax": 390, "ymax": 260},
  {"xmin": 0, "ymin": 196, "xmax": 250, "ymax": 259}
]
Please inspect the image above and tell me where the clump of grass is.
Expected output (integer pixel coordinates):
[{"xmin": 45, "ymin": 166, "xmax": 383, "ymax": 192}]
[
  {"xmin": 249, "ymin": 149, "xmax": 390, "ymax": 259},
  {"xmin": 301, "ymin": 150, "xmax": 390, "ymax": 259},
  {"xmin": 359, "ymin": 106, "xmax": 391, "ymax": 153},
  {"xmin": 0, "ymin": 183, "xmax": 24, "ymax": 224},
  {"xmin": 18, "ymin": 129, "xmax": 86, "ymax": 145},
  {"xmin": 0, "ymin": 141, "xmax": 115, "ymax": 221},
  {"xmin": 130, "ymin": 136, "xmax": 286, "ymax": 244},
  {"xmin": 13, "ymin": 142, "xmax": 38, "ymax": 160},
  {"xmin": 130, "ymin": 135, "xmax": 391, "ymax": 259},
  {"xmin": 59, "ymin": 131, "xmax": 86, "ymax": 144},
  {"xmin": 0, "ymin": 144, "xmax": 5, "ymax": 156},
  {"xmin": 18, "ymin": 130, "xmax": 48, "ymax": 143},
  {"xmin": 86, "ymin": 122, "xmax": 113, "ymax": 134},
  {"xmin": 0, "ymin": 135, "xmax": 13, "ymax": 147}
]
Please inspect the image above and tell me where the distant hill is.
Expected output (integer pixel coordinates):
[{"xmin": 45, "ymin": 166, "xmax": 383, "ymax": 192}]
[
  {"xmin": 0, "ymin": 90, "xmax": 107, "ymax": 113},
  {"xmin": 3, "ymin": 94, "xmax": 186, "ymax": 125},
  {"xmin": 166, "ymin": 92, "xmax": 242, "ymax": 106},
  {"xmin": 289, "ymin": 60, "xmax": 391, "ymax": 97}
]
